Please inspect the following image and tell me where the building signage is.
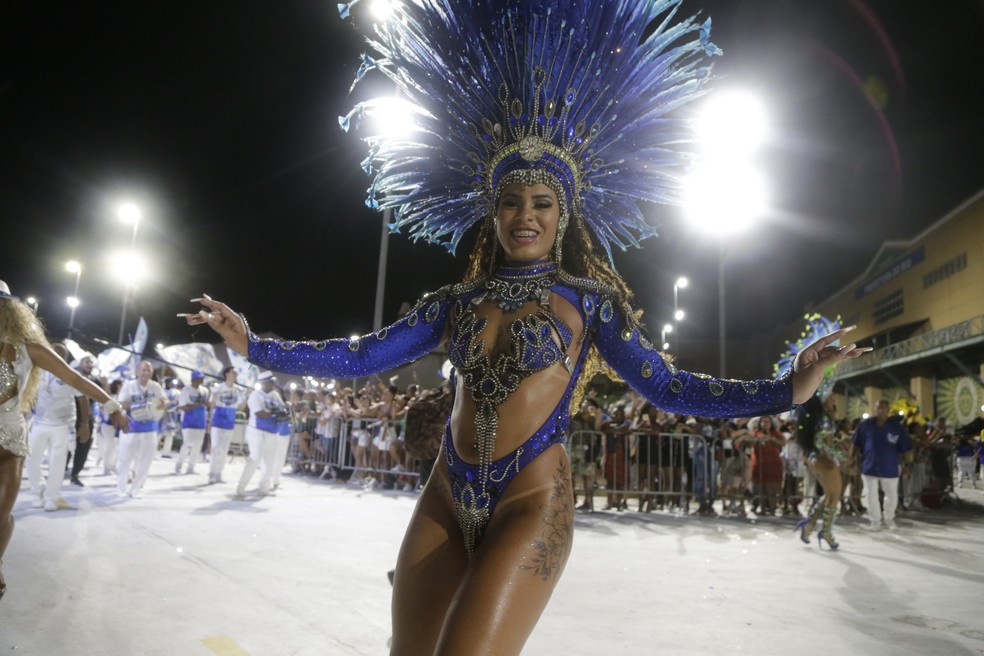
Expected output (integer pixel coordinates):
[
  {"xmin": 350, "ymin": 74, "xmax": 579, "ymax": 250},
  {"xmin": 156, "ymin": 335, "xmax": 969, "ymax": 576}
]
[{"xmin": 856, "ymin": 246, "xmax": 925, "ymax": 300}]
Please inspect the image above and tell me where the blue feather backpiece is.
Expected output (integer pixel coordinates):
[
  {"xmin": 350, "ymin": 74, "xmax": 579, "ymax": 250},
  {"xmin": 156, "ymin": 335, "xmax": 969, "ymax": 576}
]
[{"xmin": 338, "ymin": 0, "xmax": 722, "ymax": 260}]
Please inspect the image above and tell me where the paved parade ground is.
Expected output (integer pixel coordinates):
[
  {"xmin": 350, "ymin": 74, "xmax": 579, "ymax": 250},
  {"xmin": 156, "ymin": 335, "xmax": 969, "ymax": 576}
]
[{"xmin": 3, "ymin": 454, "xmax": 983, "ymax": 656}]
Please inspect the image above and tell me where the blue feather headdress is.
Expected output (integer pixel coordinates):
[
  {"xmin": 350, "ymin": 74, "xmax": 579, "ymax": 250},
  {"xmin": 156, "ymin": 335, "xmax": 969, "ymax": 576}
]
[
  {"xmin": 775, "ymin": 313, "xmax": 843, "ymax": 396},
  {"xmin": 337, "ymin": 0, "xmax": 722, "ymax": 260}
]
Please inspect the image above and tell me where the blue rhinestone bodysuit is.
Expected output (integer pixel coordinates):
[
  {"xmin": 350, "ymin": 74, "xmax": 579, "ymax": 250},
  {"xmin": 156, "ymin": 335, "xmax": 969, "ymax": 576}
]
[{"xmin": 444, "ymin": 261, "xmax": 579, "ymax": 556}]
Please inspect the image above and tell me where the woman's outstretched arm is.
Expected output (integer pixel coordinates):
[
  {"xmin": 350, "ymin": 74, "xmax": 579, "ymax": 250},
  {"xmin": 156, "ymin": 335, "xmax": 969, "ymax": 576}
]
[{"xmin": 180, "ymin": 292, "xmax": 451, "ymax": 379}]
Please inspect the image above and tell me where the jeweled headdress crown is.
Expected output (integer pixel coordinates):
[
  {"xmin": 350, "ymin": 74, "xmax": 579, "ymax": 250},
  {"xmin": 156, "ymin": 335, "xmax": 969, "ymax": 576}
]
[{"xmin": 338, "ymin": 0, "xmax": 722, "ymax": 261}]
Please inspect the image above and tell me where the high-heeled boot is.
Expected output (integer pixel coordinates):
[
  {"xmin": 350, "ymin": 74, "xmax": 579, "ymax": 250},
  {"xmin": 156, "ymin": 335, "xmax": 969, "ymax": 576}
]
[
  {"xmin": 794, "ymin": 499, "xmax": 824, "ymax": 544},
  {"xmin": 818, "ymin": 504, "xmax": 839, "ymax": 550}
]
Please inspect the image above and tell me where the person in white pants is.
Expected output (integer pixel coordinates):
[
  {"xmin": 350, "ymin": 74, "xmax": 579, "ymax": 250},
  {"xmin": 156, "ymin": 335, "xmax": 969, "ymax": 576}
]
[
  {"xmin": 850, "ymin": 399, "xmax": 913, "ymax": 530},
  {"xmin": 175, "ymin": 370, "xmax": 210, "ymax": 475},
  {"xmin": 269, "ymin": 416, "xmax": 293, "ymax": 491},
  {"xmin": 96, "ymin": 380, "xmax": 124, "ymax": 475},
  {"xmin": 117, "ymin": 361, "xmax": 166, "ymax": 498},
  {"xmin": 208, "ymin": 367, "xmax": 244, "ymax": 484},
  {"xmin": 238, "ymin": 372, "xmax": 285, "ymax": 496},
  {"xmin": 26, "ymin": 344, "xmax": 88, "ymax": 511}
]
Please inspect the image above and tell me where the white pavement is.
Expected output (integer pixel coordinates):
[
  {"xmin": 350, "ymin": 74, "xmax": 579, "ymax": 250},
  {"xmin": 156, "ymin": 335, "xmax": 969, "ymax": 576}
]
[{"xmin": 2, "ymin": 453, "xmax": 983, "ymax": 656}]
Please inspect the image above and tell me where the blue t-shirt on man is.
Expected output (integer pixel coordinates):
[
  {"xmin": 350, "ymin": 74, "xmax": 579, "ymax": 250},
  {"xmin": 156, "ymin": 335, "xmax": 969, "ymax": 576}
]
[{"xmin": 851, "ymin": 417, "xmax": 913, "ymax": 478}]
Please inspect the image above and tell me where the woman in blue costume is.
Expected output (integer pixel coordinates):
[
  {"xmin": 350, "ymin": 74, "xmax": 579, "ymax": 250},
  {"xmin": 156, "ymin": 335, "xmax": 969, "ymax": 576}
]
[{"xmin": 181, "ymin": 2, "xmax": 868, "ymax": 653}]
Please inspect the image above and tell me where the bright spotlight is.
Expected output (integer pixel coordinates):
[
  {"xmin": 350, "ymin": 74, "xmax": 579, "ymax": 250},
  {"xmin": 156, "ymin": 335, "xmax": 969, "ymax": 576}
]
[
  {"xmin": 662, "ymin": 342, "xmax": 670, "ymax": 350},
  {"xmin": 117, "ymin": 203, "xmax": 143, "ymax": 224},
  {"xmin": 65, "ymin": 260, "xmax": 82, "ymax": 274},
  {"xmin": 367, "ymin": 97, "xmax": 425, "ymax": 138},
  {"xmin": 108, "ymin": 250, "xmax": 149, "ymax": 284},
  {"xmin": 662, "ymin": 324, "xmax": 673, "ymax": 334},
  {"xmin": 26, "ymin": 296, "xmax": 38, "ymax": 305},
  {"xmin": 696, "ymin": 90, "xmax": 769, "ymax": 156},
  {"xmin": 675, "ymin": 277, "xmax": 688, "ymax": 289},
  {"xmin": 369, "ymin": 0, "xmax": 394, "ymax": 21},
  {"xmin": 674, "ymin": 309, "xmax": 685, "ymax": 321},
  {"xmin": 66, "ymin": 296, "xmax": 80, "ymax": 309},
  {"xmin": 156, "ymin": 343, "xmax": 165, "ymax": 351},
  {"xmin": 684, "ymin": 162, "xmax": 767, "ymax": 233}
]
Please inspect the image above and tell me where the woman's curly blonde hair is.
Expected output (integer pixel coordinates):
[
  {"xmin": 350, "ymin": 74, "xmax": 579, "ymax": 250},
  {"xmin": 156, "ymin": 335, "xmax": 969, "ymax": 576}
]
[{"xmin": 0, "ymin": 297, "xmax": 51, "ymax": 410}]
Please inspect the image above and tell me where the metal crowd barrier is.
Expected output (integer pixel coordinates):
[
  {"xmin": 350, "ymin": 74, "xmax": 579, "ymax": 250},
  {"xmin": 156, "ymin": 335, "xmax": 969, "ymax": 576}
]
[
  {"xmin": 567, "ymin": 429, "xmax": 710, "ymax": 512},
  {"xmin": 566, "ymin": 428, "xmax": 894, "ymax": 516},
  {"xmin": 284, "ymin": 417, "xmax": 427, "ymax": 490}
]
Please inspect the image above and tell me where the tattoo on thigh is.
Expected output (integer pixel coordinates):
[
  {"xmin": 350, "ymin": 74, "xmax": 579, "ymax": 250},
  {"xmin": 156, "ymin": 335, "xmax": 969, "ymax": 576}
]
[{"xmin": 520, "ymin": 460, "xmax": 573, "ymax": 582}]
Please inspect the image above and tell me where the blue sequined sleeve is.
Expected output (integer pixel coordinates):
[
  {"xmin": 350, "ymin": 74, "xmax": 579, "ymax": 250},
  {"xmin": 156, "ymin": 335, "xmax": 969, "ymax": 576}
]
[
  {"xmin": 247, "ymin": 293, "xmax": 451, "ymax": 378},
  {"xmin": 591, "ymin": 295, "xmax": 792, "ymax": 418}
]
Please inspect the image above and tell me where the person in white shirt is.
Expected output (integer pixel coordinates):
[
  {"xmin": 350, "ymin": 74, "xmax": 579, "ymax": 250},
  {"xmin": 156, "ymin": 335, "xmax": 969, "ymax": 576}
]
[
  {"xmin": 116, "ymin": 360, "xmax": 166, "ymax": 498},
  {"xmin": 159, "ymin": 379, "xmax": 182, "ymax": 458},
  {"xmin": 26, "ymin": 344, "xmax": 88, "ymax": 511},
  {"xmin": 208, "ymin": 366, "xmax": 244, "ymax": 484},
  {"xmin": 237, "ymin": 372, "xmax": 286, "ymax": 496},
  {"xmin": 175, "ymin": 370, "xmax": 210, "ymax": 475},
  {"xmin": 96, "ymin": 380, "xmax": 124, "ymax": 476}
]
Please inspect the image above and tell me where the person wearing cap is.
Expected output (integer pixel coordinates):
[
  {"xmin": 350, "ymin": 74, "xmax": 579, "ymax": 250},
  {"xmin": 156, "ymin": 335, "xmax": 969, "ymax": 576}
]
[
  {"xmin": 1, "ymin": 280, "xmax": 128, "ymax": 600},
  {"xmin": 208, "ymin": 366, "xmax": 245, "ymax": 484},
  {"xmin": 116, "ymin": 360, "xmax": 166, "ymax": 498},
  {"xmin": 25, "ymin": 343, "xmax": 89, "ymax": 512},
  {"xmin": 175, "ymin": 370, "xmax": 210, "ymax": 475},
  {"xmin": 237, "ymin": 371, "xmax": 286, "ymax": 496}
]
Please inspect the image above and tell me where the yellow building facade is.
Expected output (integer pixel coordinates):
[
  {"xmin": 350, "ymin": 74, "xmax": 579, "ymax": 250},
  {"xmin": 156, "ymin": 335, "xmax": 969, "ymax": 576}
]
[{"xmin": 805, "ymin": 189, "xmax": 984, "ymax": 427}]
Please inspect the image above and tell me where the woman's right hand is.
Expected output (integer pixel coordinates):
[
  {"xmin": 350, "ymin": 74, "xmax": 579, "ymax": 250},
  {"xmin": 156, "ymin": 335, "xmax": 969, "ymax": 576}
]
[{"xmin": 178, "ymin": 294, "xmax": 249, "ymax": 356}]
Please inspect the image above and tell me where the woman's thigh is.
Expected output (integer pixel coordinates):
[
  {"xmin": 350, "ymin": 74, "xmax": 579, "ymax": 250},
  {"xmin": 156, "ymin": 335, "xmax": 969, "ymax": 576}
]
[
  {"xmin": 0, "ymin": 451, "xmax": 25, "ymax": 518},
  {"xmin": 810, "ymin": 456, "xmax": 842, "ymax": 500},
  {"xmin": 434, "ymin": 444, "xmax": 574, "ymax": 656},
  {"xmin": 390, "ymin": 457, "xmax": 469, "ymax": 656}
]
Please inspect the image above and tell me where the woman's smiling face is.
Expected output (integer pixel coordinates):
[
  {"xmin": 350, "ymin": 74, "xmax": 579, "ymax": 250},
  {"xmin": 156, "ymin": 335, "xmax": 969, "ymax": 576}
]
[{"xmin": 495, "ymin": 182, "xmax": 560, "ymax": 263}]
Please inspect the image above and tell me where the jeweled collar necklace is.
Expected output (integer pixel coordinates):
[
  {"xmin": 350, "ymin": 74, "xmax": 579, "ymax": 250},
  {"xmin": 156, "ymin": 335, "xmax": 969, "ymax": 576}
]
[{"xmin": 484, "ymin": 260, "xmax": 557, "ymax": 313}]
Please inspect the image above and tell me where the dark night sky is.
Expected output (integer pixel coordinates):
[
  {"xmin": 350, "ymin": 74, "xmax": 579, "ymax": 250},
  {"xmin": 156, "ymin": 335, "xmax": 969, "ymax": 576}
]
[{"xmin": 2, "ymin": 1, "xmax": 982, "ymax": 360}]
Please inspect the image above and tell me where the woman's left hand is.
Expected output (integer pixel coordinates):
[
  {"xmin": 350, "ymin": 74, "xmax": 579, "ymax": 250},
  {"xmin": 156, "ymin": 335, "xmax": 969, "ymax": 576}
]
[{"xmin": 790, "ymin": 326, "xmax": 871, "ymax": 404}]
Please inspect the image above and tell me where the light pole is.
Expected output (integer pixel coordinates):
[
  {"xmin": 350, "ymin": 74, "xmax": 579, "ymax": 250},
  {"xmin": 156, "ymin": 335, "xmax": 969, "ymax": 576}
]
[
  {"xmin": 369, "ymin": 91, "xmax": 416, "ymax": 332},
  {"xmin": 684, "ymin": 89, "xmax": 769, "ymax": 377},
  {"xmin": 65, "ymin": 260, "xmax": 82, "ymax": 337},
  {"xmin": 660, "ymin": 323, "xmax": 673, "ymax": 352},
  {"xmin": 672, "ymin": 276, "xmax": 687, "ymax": 352},
  {"xmin": 117, "ymin": 203, "xmax": 142, "ymax": 344}
]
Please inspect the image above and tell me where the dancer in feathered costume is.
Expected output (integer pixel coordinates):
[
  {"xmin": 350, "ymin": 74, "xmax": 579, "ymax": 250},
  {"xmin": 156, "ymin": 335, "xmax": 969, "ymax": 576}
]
[
  {"xmin": 183, "ymin": 2, "xmax": 868, "ymax": 652},
  {"xmin": 779, "ymin": 314, "xmax": 848, "ymax": 550}
]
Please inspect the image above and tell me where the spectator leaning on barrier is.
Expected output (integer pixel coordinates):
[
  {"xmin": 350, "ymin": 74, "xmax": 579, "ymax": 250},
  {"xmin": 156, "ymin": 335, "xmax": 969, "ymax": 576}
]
[{"xmin": 850, "ymin": 399, "xmax": 913, "ymax": 531}]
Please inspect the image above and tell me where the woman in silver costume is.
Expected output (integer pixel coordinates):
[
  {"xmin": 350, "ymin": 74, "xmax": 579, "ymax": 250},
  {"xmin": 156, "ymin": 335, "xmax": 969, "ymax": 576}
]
[{"xmin": 0, "ymin": 280, "xmax": 129, "ymax": 601}]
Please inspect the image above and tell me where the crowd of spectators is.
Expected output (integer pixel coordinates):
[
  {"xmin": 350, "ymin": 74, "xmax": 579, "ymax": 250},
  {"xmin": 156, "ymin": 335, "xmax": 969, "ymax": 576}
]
[
  {"xmin": 52, "ymin": 354, "xmax": 983, "ymax": 520},
  {"xmin": 562, "ymin": 390, "xmax": 984, "ymax": 519}
]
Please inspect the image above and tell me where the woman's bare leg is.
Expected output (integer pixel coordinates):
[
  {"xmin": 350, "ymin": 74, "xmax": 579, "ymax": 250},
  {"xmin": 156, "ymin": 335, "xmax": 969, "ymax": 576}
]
[
  {"xmin": 810, "ymin": 455, "xmax": 842, "ymax": 509},
  {"xmin": 390, "ymin": 457, "xmax": 469, "ymax": 655},
  {"xmin": 0, "ymin": 450, "xmax": 25, "ymax": 590},
  {"xmin": 434, "ymin": 445, "xmax": 574, "ymax": 656},
  {"xmin": 809, "ymin": 454, "xmax": 843, "ymax": 545}
]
